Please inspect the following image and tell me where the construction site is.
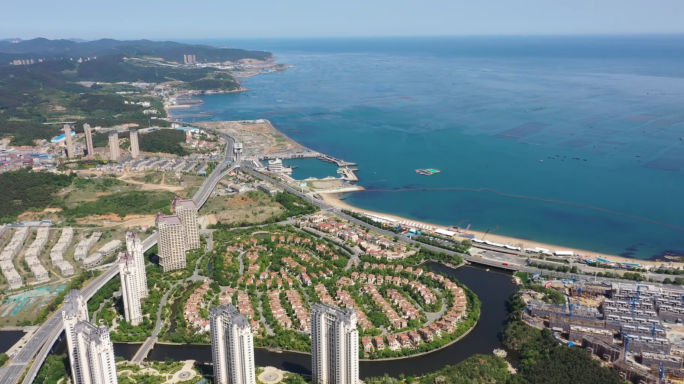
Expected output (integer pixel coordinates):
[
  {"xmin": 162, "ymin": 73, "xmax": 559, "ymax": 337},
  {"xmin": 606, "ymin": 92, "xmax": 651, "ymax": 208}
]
[{"xmin": 521, "ymin": 278, "xmax": 684, "ymax": 384}]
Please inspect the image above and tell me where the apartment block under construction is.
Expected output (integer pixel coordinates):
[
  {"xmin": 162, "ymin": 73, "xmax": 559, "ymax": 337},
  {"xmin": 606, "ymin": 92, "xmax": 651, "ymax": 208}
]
[{"xmin": 521, "ymin": 280, "xmax": 684, "ymax": 384}]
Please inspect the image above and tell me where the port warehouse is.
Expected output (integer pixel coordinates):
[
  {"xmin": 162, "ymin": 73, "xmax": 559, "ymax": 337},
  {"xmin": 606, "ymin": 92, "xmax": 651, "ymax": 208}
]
[{"xmin": 524, "ymin": 282, "xmax": 684, "ymax": 381}]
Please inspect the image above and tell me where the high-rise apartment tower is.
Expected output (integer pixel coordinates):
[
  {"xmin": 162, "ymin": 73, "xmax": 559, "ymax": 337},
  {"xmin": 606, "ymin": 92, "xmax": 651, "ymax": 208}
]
[
  {"xmin": 117, "ymin": 251, "xmax": 143, "ymax": 325},
  {"xmin": 311, "ymin": 303, "xmax": 359, "ymax": 384},
  {"xmin": 172, "ymin": 197, "xmax": 200, "ymax": 251},
  {"xmin": 61, "ymin": 290, "xmax": 90, "ymax": 383},
  {"xmin": 155, "ymin": 213, "xmax": 186, "ymax": 272},
  {"xmin": 108, "ymin": 132, "xmax": 120, "ymax": 162},
  {"xmin": 125, "ymin": 231, "xmax": 148, "ymax": 298},
  {"xmin": 64, "ymin": 124, "xmax": 74, "ymax": 158},
  {"xmin": 129, "ymin": 129, "xmax": 140, "ymax": 159},
  {"xmin": 84, "ymin": 123, "xmax": 94, "ymax": 157},
  {"xmin": 210, "ymin": 305, "xmax": 257, "ymax": 384},
  {"xmin": 71, "ymin": 321, "xmax": 119, "ymax": 384}
]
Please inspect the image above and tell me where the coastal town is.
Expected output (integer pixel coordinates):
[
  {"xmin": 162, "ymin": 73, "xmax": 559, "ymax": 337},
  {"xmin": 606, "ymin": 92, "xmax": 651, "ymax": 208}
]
[{"xmin": 0, "ymin": 31, "xmax": 682, "ymax": 384}]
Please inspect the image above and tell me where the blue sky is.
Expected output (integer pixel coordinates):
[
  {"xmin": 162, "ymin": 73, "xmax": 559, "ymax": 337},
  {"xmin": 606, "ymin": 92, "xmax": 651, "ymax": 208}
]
[{"xmin": 3, "ymin": 0, "xmax": 684, "ymax": 39}]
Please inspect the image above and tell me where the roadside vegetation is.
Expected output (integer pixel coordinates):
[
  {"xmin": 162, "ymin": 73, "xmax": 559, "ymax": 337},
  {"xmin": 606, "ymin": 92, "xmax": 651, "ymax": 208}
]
[{"xmin": 34, "ymin": 354, "xmax": 69, "ymax": 384}]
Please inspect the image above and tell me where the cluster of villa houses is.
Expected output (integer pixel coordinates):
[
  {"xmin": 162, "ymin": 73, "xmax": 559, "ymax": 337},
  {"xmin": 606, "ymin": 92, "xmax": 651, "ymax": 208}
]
[
  {"xmin": 267, "ymin": 289, "xmax": 310, "ymax": 333},
  {"xmin": 184, "ymin": 283, "xmax": 259, "ymax": 334},
  {"xmin": 184, "ymin": 283, "xmax": 212, "ymax": 332},
  {"xmin": 237, "ymin": 291, "xmax": 258, "ymax": 329},
  {"xmin": 300, "ymin": 215, "xmax": 414, "ymax": 260}
]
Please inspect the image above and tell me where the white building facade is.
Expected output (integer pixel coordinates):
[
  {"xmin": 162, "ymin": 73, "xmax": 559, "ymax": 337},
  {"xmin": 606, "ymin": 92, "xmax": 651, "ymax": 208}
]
[
  {"xmin": 72, "ymin": 321, "xmax": 119, "ymax": 384},
  {"xmin": 117, "ymin": 251, "xmax": 143, "ymax": 325},
  {"xmin": 108, "ymin": 132, "xmax": 120, "ymax": 162},
  {"xmin": 125, "ymin": 231, "xmax": 148, "ymax": 298},
  {"xmin": 172, "ymin": 197, "xmax": 200, "ymax": 251},
  {"xmin": 210, "ymin": 304, "xmax": 257, "ymax": 384},
  {"xmin": 64, "ymin": 124, "xmax": 74, "ymax": 158},
  {"xmin": 84, "ymin": 123, "xmax": 94, "ymax": 157},
  {"xmin": 61, "ymin": 290, "xmax": 90, "ymax": 384},
  {"xmin": 155, "ymin": 213, "xmax": 186, "ymax": 272},
  {"xmin": 311, "ymin": 303, "xmax": 359, "ymax": 384},
  {"xmin": 129, "ymin": 129, "xmax": 140, "ymax": 159}
]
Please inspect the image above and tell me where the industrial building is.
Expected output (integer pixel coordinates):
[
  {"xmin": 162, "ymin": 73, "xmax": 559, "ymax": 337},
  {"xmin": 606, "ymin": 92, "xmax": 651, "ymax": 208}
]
[
  {"xmin": 311, "ymin": 303, "xmax": 359, "ymax": 384},
  {"xmin": 210, "ymin": 304, "xmax": 257, "ymax": 384}
]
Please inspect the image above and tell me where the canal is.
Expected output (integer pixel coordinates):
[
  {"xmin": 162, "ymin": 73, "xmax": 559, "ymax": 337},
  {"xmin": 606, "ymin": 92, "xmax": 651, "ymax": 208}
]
[{"xmin": 112, "ymin": 263, "xmax": 518, "ymax": 379}]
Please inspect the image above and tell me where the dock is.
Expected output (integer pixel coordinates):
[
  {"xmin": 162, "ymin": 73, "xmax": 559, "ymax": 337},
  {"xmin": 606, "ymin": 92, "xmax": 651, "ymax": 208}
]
[
  {"xmin": 260, "ymin": 152, "xmax": 357, "ymax": 171},
  {"xmin": 319, "ymin": 154, "xmax": 356, "ymax": 167},
  {"xmin": 340, "ymin": 167, "xmax": 359, "ymax": 181}
]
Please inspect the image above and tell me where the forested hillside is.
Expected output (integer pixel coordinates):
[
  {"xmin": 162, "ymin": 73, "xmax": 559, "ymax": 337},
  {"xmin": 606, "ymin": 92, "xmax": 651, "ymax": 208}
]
[
  {"xmin": 138, "ymin": 129, "xmax": 188, "ymax": 156},
  {"xmin": 0, "ymin": 55, "xmax": 237, "ymax": 144},
  {"xmin": 0, "ymin": 170, "xmax": 74, "ymax": 223}
]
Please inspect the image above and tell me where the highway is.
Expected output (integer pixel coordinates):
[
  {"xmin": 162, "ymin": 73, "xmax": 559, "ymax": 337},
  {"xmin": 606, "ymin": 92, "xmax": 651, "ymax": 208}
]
[{"xmin": 3, "ymin": 137, "xmax": 239, "ymax": 384}]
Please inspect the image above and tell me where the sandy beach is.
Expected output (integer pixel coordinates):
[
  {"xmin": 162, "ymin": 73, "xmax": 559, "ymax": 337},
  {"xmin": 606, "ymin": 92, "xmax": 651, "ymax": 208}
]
[{"xmin": 320, "ymin": 193, "xmax": 682, "ymax": 268}]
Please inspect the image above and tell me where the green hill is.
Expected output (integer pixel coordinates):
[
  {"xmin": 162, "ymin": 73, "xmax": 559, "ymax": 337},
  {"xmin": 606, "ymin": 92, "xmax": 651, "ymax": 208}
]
[{"xmin": 0, "ymin": 38, "xmax": 272, "ymax": 64}]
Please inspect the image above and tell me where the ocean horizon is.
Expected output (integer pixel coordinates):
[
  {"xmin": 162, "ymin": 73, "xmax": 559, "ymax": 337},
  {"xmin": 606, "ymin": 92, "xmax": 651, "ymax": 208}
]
[{"xmin": 179, "ymin": 36, "xmax": 684, "ymax": 260}]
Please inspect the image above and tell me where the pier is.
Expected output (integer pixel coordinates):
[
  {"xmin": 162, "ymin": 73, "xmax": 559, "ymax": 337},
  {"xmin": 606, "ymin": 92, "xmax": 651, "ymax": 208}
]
[
  {"xmin": 260, "ymin": 152, "xmax": 356, "ymax": 167},
  {"xmin": 341, "ymin": 168, "xmax": 359, "ymax": 181},
  {"xmin": 318, "ymin": 154, "xmax": 356, "ymax": 166}
]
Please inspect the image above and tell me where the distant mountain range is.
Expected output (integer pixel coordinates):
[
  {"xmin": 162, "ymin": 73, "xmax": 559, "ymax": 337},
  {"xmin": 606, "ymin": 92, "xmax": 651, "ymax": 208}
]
[{"xmin": 0, "ymin": 38, "xmax": 272, "ymax": 63}]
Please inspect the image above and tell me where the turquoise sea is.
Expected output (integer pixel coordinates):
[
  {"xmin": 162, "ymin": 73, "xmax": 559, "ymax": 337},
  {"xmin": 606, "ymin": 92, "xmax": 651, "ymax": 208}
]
[{"xmin": 179, "ymin": 36, "xmax": 684, "ymax": 260}]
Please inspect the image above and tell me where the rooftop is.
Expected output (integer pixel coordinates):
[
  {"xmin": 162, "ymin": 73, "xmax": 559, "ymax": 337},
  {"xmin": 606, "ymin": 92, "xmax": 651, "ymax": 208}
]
[
  {"xmin": 172, "ymin": 197, "xmax": 198, "ymax": 210},
  {"xmin": 155, "ymin": 213, "xmax": 183, "ymax": 226}
]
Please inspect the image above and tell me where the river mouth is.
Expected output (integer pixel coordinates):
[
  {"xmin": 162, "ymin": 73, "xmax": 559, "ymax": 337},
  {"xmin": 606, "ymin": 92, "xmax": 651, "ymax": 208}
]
[{"xmin": 115, "ymin": 263, "xmax": 517, "ymax": 379}]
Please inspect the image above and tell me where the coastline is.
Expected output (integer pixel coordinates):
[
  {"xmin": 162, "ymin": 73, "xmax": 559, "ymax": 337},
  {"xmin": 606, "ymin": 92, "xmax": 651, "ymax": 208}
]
[{"xmin": 320, "ymin": 193, "xmax": 681, "ymax": 268}]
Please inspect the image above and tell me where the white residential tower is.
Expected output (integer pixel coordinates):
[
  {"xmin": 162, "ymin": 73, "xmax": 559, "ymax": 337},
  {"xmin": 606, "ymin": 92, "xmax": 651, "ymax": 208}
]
[
  {"xmin": 210, "ymin": 305, "xmax": 257, "ymax": 384},
  {"xmin": 117, "ymin": 251, "xmax": 143, "ymax": 325},
  {"xmin": 311, "ymin": 303, "xmax": 359, "ymax": 384}
]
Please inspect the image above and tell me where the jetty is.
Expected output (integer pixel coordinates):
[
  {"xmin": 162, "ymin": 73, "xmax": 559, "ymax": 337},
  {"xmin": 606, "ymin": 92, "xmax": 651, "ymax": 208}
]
[{"xmin": 319, "ymin": 154, "xmax": 356, "ymax": 167}]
